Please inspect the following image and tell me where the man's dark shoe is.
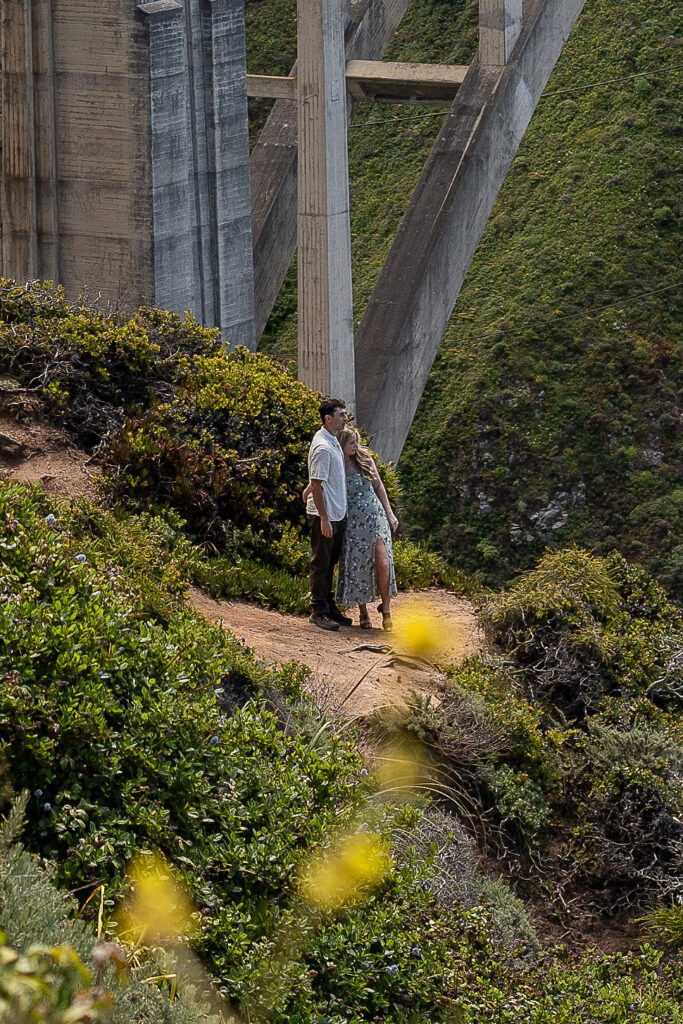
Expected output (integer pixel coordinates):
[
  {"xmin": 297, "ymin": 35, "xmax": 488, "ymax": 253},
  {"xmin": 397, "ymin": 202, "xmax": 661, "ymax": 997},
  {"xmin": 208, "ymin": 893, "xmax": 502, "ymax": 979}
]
[
  {"xmin": 328, "ymin": 608, "xmax": 353, "ymax": 626},
  {"xmin": 309, "ymin": 613, "xmax": 340, "ymax": 631}
]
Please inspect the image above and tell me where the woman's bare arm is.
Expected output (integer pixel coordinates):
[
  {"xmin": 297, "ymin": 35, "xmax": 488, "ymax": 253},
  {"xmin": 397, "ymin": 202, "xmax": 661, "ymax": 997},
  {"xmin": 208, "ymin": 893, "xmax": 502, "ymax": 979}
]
[{"xmin": 371, "ymin": 470, "xmax": 399, "ymax": 532}]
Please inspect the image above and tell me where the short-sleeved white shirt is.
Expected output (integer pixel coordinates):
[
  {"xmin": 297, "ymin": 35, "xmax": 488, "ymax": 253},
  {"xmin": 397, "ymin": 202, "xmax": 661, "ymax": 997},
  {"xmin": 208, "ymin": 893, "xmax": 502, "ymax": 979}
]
[{"xmin": 306, "ymin": 427, "xmax": 347, "ymax": 521}]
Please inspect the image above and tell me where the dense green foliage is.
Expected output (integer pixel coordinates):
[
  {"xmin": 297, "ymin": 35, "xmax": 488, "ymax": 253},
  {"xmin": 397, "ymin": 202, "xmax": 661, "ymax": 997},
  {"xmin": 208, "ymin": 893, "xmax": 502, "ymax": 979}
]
[
  {"xmin": 381, "ymin": 549, "xmax": 682, "ymax": 913},
  {"xmin": 0, "ymin": 797, "xmax": 216, "ymax": 1024},
  {"xmin": 0, "ymin": 279, "xmax": 467, "ymax": 612},
  {"xmin": 3, "ymin": 479, "xmax": 682, "ymax": 1019},
  {"xmin": 0, "ymin": 478, "xmax": 504, "ymax": 1020}
]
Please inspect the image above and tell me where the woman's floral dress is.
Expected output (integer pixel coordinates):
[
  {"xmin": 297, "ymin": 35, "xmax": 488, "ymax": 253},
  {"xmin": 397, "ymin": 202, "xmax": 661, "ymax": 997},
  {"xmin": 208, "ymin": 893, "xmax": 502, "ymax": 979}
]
[{"xmin": 336, "ymin": 471, "xmax": 398, "ymax": 607}]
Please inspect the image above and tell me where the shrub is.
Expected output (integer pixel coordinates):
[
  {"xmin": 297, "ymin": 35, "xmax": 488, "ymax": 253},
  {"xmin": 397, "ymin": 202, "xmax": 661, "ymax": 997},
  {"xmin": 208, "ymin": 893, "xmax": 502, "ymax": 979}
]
[
  {"xmin": 483, "ymin": 548, "xmax": 682, "ymax": 717},
  {"xmin": 0, "ymin": 280, "xmax": 220, "ymax": 448},
  {"xmin": 104, "ymin": 348, "xmax": 321, "ymax": 547},
  {"xmin": 569, "ymin": 720, "xmax": 683, "ymax": 906},
  {"xmin": 0, "ymin": 796, "xmax": 219, "ymax": 1024}
]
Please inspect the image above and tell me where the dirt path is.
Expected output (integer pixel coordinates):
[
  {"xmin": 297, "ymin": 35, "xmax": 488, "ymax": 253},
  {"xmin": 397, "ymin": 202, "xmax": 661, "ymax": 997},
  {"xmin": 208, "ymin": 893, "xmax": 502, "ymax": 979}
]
[
  {"xmin": 0, "ymin": 414, "xmax": 97, "ymax": 499},
  {"xmin": 189, "ymin": 587, "xmax": 483, "ymax": 716},
  {"xmin": 0, "ymin": 416, "xmax": 484, "ymax": 714}
]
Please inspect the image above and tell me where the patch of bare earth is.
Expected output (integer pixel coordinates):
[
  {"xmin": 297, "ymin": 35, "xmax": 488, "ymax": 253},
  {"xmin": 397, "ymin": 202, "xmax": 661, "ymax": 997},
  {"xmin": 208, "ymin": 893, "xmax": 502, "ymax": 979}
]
[
  {"xmin": 189, "ymin": 586, "xmax": 483, "ymax": 716},
  {"xmin": 0, "ymin": 414, "xmax": 97, "ymax": 499}
]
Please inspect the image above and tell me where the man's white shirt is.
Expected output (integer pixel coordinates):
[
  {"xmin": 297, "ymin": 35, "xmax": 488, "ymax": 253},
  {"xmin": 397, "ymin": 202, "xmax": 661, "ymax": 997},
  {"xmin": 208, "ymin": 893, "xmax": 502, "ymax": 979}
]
[{"xmin": 306, "ymin": 428, "xmax": 347, "ymax": 521}]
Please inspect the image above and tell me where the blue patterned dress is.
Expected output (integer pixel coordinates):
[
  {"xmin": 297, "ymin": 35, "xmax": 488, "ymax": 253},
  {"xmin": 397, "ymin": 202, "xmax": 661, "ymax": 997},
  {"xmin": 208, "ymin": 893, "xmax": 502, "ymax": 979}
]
[{"xmin": 336, "ymin": 471, "xmax": 398, "ymax": 607}]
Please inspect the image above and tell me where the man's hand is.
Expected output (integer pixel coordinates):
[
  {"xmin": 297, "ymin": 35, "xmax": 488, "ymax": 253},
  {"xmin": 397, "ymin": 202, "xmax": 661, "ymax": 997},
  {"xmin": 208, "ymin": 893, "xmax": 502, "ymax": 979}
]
[{"xmin": 321, "ymin": 514, "xmax": 333, "ymax": 539}]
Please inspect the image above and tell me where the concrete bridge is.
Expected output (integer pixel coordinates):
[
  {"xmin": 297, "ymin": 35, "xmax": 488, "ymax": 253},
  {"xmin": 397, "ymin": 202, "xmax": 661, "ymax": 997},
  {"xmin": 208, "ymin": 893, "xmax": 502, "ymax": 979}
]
[{"xmin": 0, "ymin": 0, "xmax": 586, "ymax": 461}]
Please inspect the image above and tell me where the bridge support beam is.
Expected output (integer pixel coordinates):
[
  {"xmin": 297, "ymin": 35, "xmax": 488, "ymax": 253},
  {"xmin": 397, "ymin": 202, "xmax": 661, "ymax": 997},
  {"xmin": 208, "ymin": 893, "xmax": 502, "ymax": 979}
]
[
  {"xmin": 250, "ymin": 0, "xmax": 411, "ymax": 342},
  {"xmin": 142, "ymin": 0, "xmax": 254, "ymax": 347},
  {"xmin": 354, "ymin": 0, "xmax": 587, "ymax": 462},
  {"xmin": 297, "ymin": 0, "xmax": 355, "ymax": 403},
  {"xmin": 480, "ymin": 0, "xmax": 523, "ymax": 65}
]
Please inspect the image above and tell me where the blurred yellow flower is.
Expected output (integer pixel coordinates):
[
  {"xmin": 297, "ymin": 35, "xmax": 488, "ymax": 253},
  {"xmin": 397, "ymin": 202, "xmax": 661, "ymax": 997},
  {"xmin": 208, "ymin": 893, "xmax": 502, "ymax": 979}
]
[
  {"xmin": 118, "ymin": 853, "xmax": 196, "ymax": 944},
  {"xmin": 394, "ymin": 601, "xmax": 447, "ymax": 660},
  {"xmin": 375, "ymin": 737, "xmax": 426, "ymax": 795},
  {"xmin": 301, "ymin": 833, "xmax": 390, "ymax": 912}
]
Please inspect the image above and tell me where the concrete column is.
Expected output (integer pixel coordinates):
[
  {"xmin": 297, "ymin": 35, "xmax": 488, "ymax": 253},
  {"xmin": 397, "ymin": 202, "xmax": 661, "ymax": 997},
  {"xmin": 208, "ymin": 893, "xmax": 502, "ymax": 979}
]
[
  {"xmin": 141, "ymin": 2, "xmax": 202, "ymax": 317},
  {"xmin": 32, "ymin": 0, "xmax": 60, "ymax": 282},
  {"xmin": 480, "ymin": 0, "xmax": 523, "ymax": 65},
  {"xmin": 297, "ymin": 0, "xmax": 355, "ymax": 406},
  {"xmin": 251, "ymin": 0, "xmax": 410, "ymax": 343},
  {"xmin": 206, "ymin": 0, "xmax": 255, "ymax": 349},
  {"xmin": 1, "ymin": 0, "xmax": 38, "ymax": 279}
]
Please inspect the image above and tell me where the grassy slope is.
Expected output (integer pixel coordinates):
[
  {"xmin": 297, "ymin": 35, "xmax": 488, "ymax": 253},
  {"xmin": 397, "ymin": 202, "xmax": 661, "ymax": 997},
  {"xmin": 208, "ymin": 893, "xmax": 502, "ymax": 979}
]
[
  {"xmin": 401, "ymin": 0, "xmax": 682, "ymax": 591},
  {"xmin": 254, "ymin": 0, "xmax": 682, "ymax": 594}
]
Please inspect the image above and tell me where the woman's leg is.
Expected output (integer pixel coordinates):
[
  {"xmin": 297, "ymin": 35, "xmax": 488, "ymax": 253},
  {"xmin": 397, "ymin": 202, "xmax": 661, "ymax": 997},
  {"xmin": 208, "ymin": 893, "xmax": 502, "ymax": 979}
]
[
  {"xmin": 359, "ymin": 602, "xmax": 371, "ymax": 627},
  {"xmin": 375, "ymin": 537, "xmax": 391, "ymax": 614}
]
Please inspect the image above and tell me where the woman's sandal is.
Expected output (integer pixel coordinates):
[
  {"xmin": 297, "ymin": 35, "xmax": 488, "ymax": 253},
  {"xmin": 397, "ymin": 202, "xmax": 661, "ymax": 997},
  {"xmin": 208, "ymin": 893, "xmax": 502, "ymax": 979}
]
[
  {"xmin": 359, "ymin": 614, "xmax": 372, "ymax": 629},
  {"xmin": 381, "ymin": 612, "xmax": 393, "ymax": 632}
]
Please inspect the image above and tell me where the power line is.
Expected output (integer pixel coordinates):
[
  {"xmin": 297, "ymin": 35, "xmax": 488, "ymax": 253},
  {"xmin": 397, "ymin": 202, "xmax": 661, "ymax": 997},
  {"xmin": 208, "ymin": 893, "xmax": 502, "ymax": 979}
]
[
  {"xmin": 464, "ymin": 280, "xmax": 682, "ymax": 341},
  {"xmin": 541, "ymin": 62, "xmax": 683, "ymax": 98},
  {"xmin": 348, "ymin": 62, "xmax": 683, "ymax": 132}
]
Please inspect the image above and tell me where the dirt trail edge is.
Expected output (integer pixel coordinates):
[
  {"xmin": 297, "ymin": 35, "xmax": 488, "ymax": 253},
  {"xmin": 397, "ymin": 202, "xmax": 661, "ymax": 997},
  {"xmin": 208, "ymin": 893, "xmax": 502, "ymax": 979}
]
[{"xmin": 189, "ymin": 587, "xmax": 483, "ymax": 716}]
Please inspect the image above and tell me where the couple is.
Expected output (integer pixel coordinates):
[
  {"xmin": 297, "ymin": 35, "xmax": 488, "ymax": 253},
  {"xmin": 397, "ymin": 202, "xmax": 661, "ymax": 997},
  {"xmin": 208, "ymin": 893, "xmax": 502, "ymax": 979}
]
[{"xmin": 305, "ymin": 397, "xmax": 399, "ymax": 632}]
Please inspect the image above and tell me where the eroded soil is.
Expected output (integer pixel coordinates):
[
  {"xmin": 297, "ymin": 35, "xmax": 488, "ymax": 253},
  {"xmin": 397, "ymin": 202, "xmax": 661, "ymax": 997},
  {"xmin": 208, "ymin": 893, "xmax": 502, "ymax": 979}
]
[
  {"xmin": 189, "ymin": 586, "xmax": 483, "ymax": 716},
  {"xmin": 0, "ymin": 414, "xmax": 97, "ymax": 499}
]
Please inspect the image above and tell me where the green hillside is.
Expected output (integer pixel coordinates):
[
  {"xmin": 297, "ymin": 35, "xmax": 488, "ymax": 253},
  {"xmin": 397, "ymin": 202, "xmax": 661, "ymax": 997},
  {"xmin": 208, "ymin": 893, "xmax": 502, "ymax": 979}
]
[
  {"xmin": 254, "ymin": 0, "xmax": 682, "ymax": 596},
  {"xmin": 401, "ymin": 0, "xmax": 682, "ymax": 593}
]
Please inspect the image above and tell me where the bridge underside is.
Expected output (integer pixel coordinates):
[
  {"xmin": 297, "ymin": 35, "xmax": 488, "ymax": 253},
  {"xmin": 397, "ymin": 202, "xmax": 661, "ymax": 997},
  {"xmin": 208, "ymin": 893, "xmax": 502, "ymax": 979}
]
[{"xmin": 0, "ymin": 0, "xmax": 588, "ymax": 465}]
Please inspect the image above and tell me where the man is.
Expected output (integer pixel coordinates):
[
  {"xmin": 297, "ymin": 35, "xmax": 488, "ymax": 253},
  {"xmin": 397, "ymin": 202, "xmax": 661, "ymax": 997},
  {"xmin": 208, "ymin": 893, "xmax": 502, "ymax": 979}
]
[{"xmin": 306, "ymin": 396, "xmax": 352, "ymax": 630}]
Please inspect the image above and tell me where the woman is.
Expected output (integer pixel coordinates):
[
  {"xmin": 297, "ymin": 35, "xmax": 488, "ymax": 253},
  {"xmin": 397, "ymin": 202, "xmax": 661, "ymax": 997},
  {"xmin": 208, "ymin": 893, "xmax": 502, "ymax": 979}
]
[{"xmin": 307, "ymin": 428, "xmax": 398, "ymax": 630}]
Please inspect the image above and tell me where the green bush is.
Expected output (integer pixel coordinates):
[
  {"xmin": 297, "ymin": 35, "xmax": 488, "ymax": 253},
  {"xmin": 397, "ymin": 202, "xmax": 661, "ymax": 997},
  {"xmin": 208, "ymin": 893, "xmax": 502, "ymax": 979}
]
[
  {"xmin": 0, "ymin": 280, "xmax": 220, "ymax": 448},
  {"xmin": 376, "ymin": 549, "xmax": 681, "ymax": 909},
  {"xmin": 104, "ymin": 347, "xmax": 320, "ymax": 548},
  {"xmin": 0, "ymin": 796, "xmax": 219, "ymax": 1024},
  {"xmin": 483, "ymin": 548, "xmax": 682, "ymax": 716},
  {"xmin": 569, "ymin": 720, "xmax": 683, "ymax": 904}
]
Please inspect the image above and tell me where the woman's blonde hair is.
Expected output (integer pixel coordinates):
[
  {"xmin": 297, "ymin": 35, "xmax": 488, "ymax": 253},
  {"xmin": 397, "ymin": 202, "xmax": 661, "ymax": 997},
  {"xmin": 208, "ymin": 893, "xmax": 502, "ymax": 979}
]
[{"xmin": 338, "ymin": 427, "xmax": 376, "ymax": 482}]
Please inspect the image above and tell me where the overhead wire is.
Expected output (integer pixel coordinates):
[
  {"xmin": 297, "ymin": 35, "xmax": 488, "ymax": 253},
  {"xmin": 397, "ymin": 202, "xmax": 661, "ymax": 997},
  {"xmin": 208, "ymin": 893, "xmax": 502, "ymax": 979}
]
[{"xmin": 462, "ymin": 280, "xmax": 682, "ymax": 341}]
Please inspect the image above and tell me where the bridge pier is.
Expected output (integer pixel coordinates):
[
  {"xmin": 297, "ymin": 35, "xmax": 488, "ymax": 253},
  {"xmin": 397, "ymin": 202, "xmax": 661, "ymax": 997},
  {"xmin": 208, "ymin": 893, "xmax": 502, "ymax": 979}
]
[
  {"xmin": 250, "ymin": 0, "xmax": 411, "ymax": 343},
  {"xmin": 297, "ymin": 0, "xmax": 355, "ymax": 404},
  {"xmin": 354, "ymin": 0, "xmax": 587, "ymax": 462},
  {"xmin": 141, "ymin": 0, "xmax": 255, "ymax": 347}
]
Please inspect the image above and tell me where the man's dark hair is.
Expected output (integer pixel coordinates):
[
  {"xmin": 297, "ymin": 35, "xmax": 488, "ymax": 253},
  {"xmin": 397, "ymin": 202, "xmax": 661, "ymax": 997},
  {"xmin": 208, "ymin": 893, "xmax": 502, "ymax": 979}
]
[{"xmin": 319, "ymin": 396, "xmax": 346, "ymax": 423}]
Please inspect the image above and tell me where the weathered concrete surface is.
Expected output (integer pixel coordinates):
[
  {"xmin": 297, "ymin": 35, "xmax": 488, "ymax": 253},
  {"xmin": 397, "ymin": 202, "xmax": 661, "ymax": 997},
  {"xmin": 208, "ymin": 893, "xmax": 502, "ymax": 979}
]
[
  {"xmin": 1, "ymin": 0, "xmax": 153, "ymax": 302},
  {"xmin": 209, "ymin": 0, "xmax": 255, "ymax": 348},
  {"xmin": 250, "ymin": 0, "xmax": 411, "ymax": 341},
  {"xmin": 146, "ymin": 0, "xmax": 254, "ymax": 346},
  {"xmin": 2, "ymin": 0, "xmax": 253, "ymax": 344},
  {"xmin": 297, "ymin": 0, "xmax": 355, "ymax": 402},
  {"xmin": 354, "ymin": 0, "xmax": 587, "ymax": 463},
  {"xmin": 480, "ymin": 0, "xmax": 522, "ymax": 65}
]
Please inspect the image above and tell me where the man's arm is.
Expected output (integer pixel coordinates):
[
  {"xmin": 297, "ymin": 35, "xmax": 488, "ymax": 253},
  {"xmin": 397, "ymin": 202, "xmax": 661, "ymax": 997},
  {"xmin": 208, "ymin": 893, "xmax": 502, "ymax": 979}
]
[{"xmin": 310, "ymin": 479, "xmax": 333, "ymax": 538}]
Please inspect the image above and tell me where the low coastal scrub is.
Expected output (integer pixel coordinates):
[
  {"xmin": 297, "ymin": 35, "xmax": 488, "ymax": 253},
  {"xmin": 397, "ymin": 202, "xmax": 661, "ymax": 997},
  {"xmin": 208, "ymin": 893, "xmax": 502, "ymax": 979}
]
[
  {"xmin": 1, "ymin": 479, "xmax": 682, "ymax": 1018},
  {"xmin": 2, "ymin": 477, "xmax": 679, "ymax": 1015},
  {"xmin": 376, "ymin": 549, "xmax": 682, "ymax": 913},
  {"xmin": 0, "ymin": 279, "xmax": 472, "ymax": 612}
]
